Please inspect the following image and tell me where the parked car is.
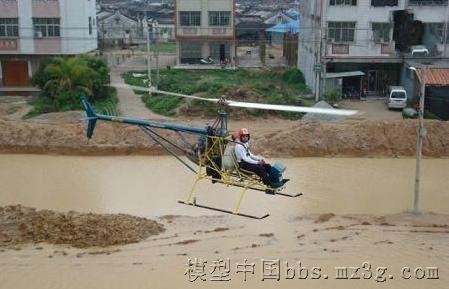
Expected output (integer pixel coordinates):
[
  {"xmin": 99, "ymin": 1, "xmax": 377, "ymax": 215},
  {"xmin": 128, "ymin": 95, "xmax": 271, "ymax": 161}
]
[
  {"xmin": 410, "ymin": 45, "xmax": 429, "ymax": 57},
  {"xmin": 385, "ymin": 86, "xmax": 408, "ymax": 109}
]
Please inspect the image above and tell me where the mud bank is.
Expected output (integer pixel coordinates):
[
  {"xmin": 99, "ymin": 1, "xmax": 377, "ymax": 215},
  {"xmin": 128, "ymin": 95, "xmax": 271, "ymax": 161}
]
[
  {"xmin": 0, "ymin": 205, "xmax": 165, "ymax": 248},
  {"xmin": 257, "ymin": 120, "xmax": 449, "ymax": 158},
  {"xmin": 0, "ymin": 119, "xmax": 448, "ymax": 157}
]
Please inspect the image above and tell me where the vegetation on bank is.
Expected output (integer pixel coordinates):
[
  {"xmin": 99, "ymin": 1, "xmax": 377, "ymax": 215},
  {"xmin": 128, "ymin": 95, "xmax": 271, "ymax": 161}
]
[
  {"xmin": 123, "ymin": 68, "xmax": 311, "ymax": 118},
  {"xmin": 26, "ymin": 56, "xmax": 118, "ymax": 118}
]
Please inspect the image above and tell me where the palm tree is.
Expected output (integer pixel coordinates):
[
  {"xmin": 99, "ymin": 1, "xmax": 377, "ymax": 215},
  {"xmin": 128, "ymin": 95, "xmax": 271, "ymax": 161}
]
[{"xmin": 44, "ymin": 57, "xmax": 97, "ymax": 99}]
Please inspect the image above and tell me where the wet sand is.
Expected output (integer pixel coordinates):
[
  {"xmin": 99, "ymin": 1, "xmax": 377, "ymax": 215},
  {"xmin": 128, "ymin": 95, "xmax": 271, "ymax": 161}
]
[{"xmin": 0, "ymin": 155, "xmax": 448, "ymax": 289}]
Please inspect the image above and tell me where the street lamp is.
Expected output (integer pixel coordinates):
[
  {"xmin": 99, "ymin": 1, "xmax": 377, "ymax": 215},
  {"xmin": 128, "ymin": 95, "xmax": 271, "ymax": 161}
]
[{"xmin": 409, "ymin": 65, "xmax": 426, "ymax": 215}]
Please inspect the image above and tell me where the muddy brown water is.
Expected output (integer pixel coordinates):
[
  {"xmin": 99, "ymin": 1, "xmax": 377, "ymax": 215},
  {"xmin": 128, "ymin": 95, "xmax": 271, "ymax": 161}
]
[
  {"xmin": 1, "ymin": 155, "xmax": 448, "ymax": 217},
  {"xmin": 1, "ymin": 155, "xmax": 449, "ymax": 289}
]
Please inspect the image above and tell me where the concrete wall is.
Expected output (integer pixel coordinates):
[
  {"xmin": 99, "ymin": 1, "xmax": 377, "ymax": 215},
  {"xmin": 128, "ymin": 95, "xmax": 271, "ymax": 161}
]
[
  {"xmin": 0, "ymin": 0, "xmax": 97, "ymax": 56},
  {"xmin": 298, "ymin": 0, "xmax": 322, "ymax": 94},
  {"xmin": 60, "ymin": 0, "xmax": 97, "ymax": 54}
]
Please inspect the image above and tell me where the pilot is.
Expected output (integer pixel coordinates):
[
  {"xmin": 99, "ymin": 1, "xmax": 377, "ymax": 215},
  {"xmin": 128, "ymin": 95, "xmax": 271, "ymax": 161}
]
[{"xmin": 234, "ymin": 128, "xmax": 287, "ymax": 189}]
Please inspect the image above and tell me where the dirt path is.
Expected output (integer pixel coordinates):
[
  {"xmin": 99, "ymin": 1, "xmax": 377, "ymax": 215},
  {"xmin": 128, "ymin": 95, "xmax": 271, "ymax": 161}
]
[
  {"xmin": 110, "ymin": 71, "xmax": 169, "ymax": 120},
  {"xmin": 341, "ymin": 99, "xmax": 403, "ymax": 121},
  {"xmin": 0, "ymin": 96, "xmax": 33, "ymax": 120}
]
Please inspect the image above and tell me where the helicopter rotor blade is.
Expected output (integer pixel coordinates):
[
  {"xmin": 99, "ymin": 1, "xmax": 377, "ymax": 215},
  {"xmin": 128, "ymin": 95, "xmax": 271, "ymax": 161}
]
[
  {"xmin": 111, "ymin": 83, "xmax": 359, "ymax": 116},
  {"xmin": 111, "ymin": 83, "xmax": 220, "ymax": 103},
  {"xmin": 226, "ymin": 101, "xmax": 358, "ymax": 116}
]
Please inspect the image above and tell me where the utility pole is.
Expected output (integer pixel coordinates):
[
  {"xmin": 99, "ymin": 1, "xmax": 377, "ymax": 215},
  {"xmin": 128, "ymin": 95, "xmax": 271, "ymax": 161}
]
[
  {"xmin": 146, "ymin": 18, "xmax": 152, "ymax": 91},
  {"xmin": 315, "ymin": 23, "xmax": 321, "ymax": 101},
  {"xmin": 155, "ymin": 21, "xmax": 160, "ymax": 89},
  {"xmin": 443, "ymin": 2, "xmax": 449, "ymax": 57},
  {"xmin": 321, "ymin": 29, "xmax": 327, "ymax": 100},
  {"xmin": 409, "ymin": 66, "xmax": 426, "ymax": 215}
]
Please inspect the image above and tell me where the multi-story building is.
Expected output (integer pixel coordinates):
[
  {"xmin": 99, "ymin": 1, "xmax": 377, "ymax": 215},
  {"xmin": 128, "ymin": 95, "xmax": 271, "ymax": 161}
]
[
  {"xmin": 175, "ymin": 0, "xmax": 235, "ymax": 65},
  {"xmin": 299, "ymin": 0, "xmax": 449, "ymax": 98},
  {"xmin": 0, "ymin": 0, "xmax": 97, "ymax": 87}
]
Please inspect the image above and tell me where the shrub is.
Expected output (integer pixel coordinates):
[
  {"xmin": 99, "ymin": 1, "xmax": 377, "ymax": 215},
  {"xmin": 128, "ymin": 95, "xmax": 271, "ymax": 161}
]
[
  {"xmin": 29, "ymin": 56, "xmax": 115, "ymax": 116},
  {"xmin": 282, "ymin": 69, "xmax": 305, "ymax": 85},
  {"xmin": 323, "ymin": 89, "xmax": 341, "ymax": 102}
]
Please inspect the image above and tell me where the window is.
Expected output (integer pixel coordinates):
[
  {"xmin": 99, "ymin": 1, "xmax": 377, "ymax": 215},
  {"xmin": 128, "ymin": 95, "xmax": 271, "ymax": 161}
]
[
  {"xmin": 33, "ymin": 18, "xmax": 60, "ymax": 37},
  {"xmin": 429, "ymin": 23, "xmax": 444, "ymax": 40},
  {"xmin": 371, "ymin": 0, "xmax": 398, "ymax": 6},
  {"xmin": 329, "ymin": 0, "xmax": 357, "ymax": 5},
  {"xmin": 372, "ymin": 23, "xmax": 391, "ymax": 42},
  {"xmin": 209, "ymin": 11, "xmax": 231, "ymax": 26},
  {"xmin": 89, "ymin": 17, "xmax": 92, "ymax": 35},
  {"xmin": 0, "ymin": 18, "xmax": 19, "ymax": 38},
  {"xmin": 428, "ymin": 23, "xmax": 449, "ymax": 43},
  {"xmin": 328, "ymin": 22, "xmax": 356, "ymax": 42},
  {"xmin": 179, "ymin": 11, "xmax": 201, "ymax": 26}
]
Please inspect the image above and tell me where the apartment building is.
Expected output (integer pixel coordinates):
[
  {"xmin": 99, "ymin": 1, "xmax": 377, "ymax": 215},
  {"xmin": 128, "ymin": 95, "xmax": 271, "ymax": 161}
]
[
  {"xmin": 0, "ymin": 0, "xmax": 97, "ymax": 87},
  {"xmin": 175, "ymin": 0, "xmax": 235, "ymax": 65},
  {"xmin": 299, "ymin": 0, "xmax": 449, "ymax": 97}
]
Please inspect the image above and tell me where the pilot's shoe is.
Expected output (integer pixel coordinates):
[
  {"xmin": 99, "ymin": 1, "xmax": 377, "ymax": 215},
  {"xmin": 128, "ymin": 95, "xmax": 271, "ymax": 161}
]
[{"xmin": 270, "ymin": 181, "xmax": 284, "ymax": 189}]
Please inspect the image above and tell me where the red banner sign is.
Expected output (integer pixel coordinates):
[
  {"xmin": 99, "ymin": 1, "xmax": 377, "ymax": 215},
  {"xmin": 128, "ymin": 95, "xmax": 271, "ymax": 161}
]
[{"xmin": 0, "ymin": 39, "xmax": 18, "ymax": 50}]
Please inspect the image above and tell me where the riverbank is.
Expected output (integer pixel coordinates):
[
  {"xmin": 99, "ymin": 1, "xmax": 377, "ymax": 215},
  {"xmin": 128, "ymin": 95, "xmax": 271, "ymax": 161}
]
[{"xmin": 0, "ymin": 118, "xmax": 448, "ymax": 157}]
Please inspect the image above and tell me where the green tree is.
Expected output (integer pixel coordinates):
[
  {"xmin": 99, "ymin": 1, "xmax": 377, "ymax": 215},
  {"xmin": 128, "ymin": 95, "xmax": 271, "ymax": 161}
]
[
  {"xmin": 43, "ymin": 57, "xmax": 96, "ymax": 100},
  {"xmin": 28, "ymin": 56, "xmax": 116, "ymax": 117},
  {"xmin": 80, "ymin": 55, "xmax": 111, "ymax": 99}
]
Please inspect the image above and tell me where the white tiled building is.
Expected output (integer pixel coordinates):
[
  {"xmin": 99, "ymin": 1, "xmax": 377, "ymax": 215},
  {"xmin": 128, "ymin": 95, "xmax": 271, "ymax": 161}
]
[
  {"xmin": 175, "ymin": 0, "xmax": 235, "ymax": 65},
  {"xmin": 299, "ymin": 0, "xmax": 449, "ymax": 97},
  {"xmin": 0, "ymin": 0, "xmax": 97, "ymax": 87}
]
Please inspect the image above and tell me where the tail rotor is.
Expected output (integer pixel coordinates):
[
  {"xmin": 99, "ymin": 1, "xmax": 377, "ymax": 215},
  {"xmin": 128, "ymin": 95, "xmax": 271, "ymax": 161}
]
[{"xmin": 81, "ymin": 97, "xmax": 98, "ymax": 139}]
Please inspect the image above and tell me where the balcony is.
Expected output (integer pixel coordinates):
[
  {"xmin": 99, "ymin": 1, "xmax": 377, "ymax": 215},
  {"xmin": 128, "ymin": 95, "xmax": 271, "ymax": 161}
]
[
  {"xmin": 408, "ymin": 0, "xmax": 448, "ymax": 5},
  {"xmin": 177, "ymin": 27, "xmax": 234, "ymax": 38},
  {"xmin": 182, "ymin": 27, "xmax": 199, "ymax": 35},
  {"xmin": 212, "ymin": 28, "xmax": 228, "ymax": 35}
]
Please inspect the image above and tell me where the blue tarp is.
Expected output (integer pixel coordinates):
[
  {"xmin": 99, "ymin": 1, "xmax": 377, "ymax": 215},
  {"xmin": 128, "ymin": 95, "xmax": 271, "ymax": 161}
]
[{"xmin": 266, "ymin": 20, "xmax": 300, "ymax": 34}]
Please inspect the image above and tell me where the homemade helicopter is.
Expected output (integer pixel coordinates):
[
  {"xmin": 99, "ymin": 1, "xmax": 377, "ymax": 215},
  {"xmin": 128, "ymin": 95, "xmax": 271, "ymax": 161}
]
[{"xmin": 81, "ymin": 85, "xmax": 358, "ymax": 219}]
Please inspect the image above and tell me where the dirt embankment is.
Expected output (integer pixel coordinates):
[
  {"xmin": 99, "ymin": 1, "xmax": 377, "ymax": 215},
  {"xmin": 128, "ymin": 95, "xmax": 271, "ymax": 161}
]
[
  {"xmin": 0, "ymin": 119, "xmax": 448, "ymax": 157},
  {"xmin": 0, "ymin": 205, "xmax": 165, "ymax": 248},
  {"xmin": 255, "ymin": 120, "xmax": 449, "ymax": 158}
]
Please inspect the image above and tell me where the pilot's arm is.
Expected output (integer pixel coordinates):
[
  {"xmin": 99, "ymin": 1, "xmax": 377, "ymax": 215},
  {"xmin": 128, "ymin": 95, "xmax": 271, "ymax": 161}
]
[{"xmin": 247, "ymin": 143, "xmax": 263, "ymax": 162}]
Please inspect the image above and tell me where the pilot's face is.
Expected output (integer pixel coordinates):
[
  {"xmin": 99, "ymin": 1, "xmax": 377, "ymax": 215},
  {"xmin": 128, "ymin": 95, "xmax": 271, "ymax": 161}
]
[{"xmin": 241, "ymin": 134, "xmax": 250, "ymax": 142}]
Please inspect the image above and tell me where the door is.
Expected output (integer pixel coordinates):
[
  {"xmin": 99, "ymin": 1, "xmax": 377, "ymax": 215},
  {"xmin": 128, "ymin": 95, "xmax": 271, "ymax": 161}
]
[
  {"xmin": 219, "ymin": 44, "xmax": 226, "ymax": 62},
  {"xmin": 2, "ymin": 61, "xmax": 30, "ymax": 87},
  {"xmin": 368, "ymin": 70, "xmax": 378, "ymax": 94}
]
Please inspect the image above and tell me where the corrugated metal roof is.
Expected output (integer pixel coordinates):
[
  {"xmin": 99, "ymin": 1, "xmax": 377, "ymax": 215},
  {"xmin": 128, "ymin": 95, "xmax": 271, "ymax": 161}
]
[{"xmin": 416, "ymin": 68, "xmax": 449, "ymax": 86}]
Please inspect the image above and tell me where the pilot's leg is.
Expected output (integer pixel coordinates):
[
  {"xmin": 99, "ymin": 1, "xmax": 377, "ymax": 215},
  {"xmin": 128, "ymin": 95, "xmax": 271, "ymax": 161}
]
[{"xmin": 240, "ymin": 162, "xmax": 271, "ymax": 185}]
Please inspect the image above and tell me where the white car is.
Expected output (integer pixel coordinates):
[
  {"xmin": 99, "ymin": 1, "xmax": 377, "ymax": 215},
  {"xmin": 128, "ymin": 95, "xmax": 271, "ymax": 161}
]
[
  {"xmin": 411, "ymin": 45, "xmax": 429, "ymax": 57},
  {"xmin": 385, "ymin": 86, "xmax": 408, "ymax": 109}
]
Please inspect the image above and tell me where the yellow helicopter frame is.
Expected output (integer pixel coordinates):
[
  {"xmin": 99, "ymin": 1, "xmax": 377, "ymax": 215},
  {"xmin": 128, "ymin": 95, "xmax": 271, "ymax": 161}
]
[{"xmin": 178, "ymin": 135, "xmax": 302, "ymax": 219}]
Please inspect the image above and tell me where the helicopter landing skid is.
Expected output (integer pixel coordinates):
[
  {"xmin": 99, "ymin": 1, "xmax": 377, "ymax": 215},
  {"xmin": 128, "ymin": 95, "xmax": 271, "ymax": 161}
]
[
  {"xmin": 178, "ymin": 200, "xmax": 270, "ymax": 220},
  {"xmin": 274, "ymin": 191, "xmax": 303, "ymax": 198}
]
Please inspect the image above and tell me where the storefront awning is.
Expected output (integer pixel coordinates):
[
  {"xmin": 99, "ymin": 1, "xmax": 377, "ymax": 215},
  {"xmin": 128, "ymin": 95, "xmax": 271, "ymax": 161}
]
[{"xmin": 325, "ymin": 71, "xmax": 365, "ymax": 79}]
